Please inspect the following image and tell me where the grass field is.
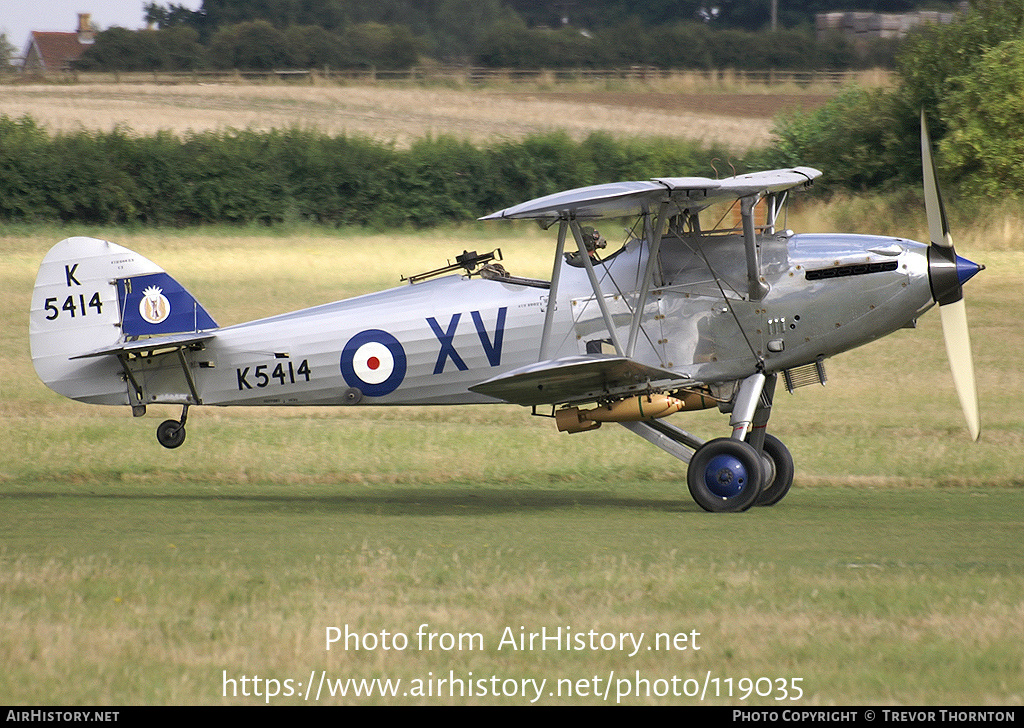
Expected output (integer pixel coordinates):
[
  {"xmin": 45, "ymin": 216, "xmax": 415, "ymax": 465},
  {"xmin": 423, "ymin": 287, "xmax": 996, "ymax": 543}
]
[{"xmin": 2, "ymin": 221, "xmax": 1022, "ymax": 705}]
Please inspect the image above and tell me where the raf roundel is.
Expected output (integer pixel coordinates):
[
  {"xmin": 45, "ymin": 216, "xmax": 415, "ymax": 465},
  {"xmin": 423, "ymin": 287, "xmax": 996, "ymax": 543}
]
[{"xmin": 340, "ymin": 329, "xmax": 407, "ymax": 397}]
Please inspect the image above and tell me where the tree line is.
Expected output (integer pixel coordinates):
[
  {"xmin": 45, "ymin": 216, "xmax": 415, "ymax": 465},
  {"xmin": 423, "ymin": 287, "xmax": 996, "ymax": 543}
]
[
  {"xmin": 73, "ymin": 0, "xmax": 907, "ymax": 73},
  {"xmin": 148, "ymin": 0, "xmax": 932, "ymax": 38},
  {"xmin": 0, "ymin": 120, "xmax": 736, "ymax": 227},
  {"xmin": 5, "ymin": 1, "xmax": 1019, "ymax": 228},
  {"xmin": 769, "ymin": 0, "xmax": 1024, "ymax": 199}
]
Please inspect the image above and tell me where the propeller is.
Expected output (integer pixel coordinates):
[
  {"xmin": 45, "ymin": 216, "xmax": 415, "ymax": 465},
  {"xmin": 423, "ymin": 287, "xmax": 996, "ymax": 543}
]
[{"xmin": 921, "ymin": 109, "xmax": 982, "ymax": 441}]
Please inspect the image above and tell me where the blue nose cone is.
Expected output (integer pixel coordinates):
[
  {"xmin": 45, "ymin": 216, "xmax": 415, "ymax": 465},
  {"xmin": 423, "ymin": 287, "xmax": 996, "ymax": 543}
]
[
  {"xmin": 929, "ymin": 247, "xmax": 983, "ymax": 306},
  {"xmin": 957, "ymin": 255, "xmax": 984, "ymax": 287}
]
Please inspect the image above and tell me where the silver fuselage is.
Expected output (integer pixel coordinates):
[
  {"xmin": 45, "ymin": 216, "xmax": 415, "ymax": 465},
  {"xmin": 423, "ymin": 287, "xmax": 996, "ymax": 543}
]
[{"xmin": 109, "ymin": 232, "xmax": 932, "ymax": 409}]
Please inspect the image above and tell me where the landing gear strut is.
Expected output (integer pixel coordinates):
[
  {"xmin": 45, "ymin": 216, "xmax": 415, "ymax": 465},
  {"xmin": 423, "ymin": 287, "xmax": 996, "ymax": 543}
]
[{"xmin": 156, "ymin": 405, "xmax": 189, "ymax": 449}]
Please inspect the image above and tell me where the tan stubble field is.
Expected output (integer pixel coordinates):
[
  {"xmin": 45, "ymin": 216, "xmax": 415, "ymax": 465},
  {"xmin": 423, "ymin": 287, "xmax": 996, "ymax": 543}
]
[{"xmin": 0, "ymin": 81, "xmax": 830, "ymax": 151}]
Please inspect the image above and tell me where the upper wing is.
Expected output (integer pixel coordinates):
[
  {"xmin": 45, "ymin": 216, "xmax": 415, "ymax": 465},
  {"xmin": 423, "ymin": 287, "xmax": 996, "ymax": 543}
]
[
  {"xmin": 480, "ymin": 167, "xmax": 821, "ymax": 224},
  {"xmin": 655, "ymin": 166, "xmax": 821, "ymax": 207},
  {"xmin": 478, "ymin": 179, "xmax": 713, "ymax": 222},
  {"xmin": 469, "ymin": 355, "xmax": 686, "ymax": 407}
]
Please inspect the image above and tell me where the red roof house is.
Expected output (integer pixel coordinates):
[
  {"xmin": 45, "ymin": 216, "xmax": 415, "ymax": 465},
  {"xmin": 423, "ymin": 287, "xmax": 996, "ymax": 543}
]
[{"xmin": 21, "ymin": 14, "xmax": 96, "ymax": 73}]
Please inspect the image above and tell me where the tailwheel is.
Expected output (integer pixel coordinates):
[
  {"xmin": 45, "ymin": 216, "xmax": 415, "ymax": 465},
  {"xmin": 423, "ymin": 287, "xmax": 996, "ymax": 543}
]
[
  {"xmin": 687, "ymin": 438, "xmax": 764, "ymax": 513},
  {"xmin": 156, "ymin": 405, "xmax": 189, "ymax": 449},
  {"xmin": 752, "ymin": 434, "xmax": 794, "ymax": 507},
  {"xmin": 156, "ymin": 420, "xmax": 186, "ymax": 449}
]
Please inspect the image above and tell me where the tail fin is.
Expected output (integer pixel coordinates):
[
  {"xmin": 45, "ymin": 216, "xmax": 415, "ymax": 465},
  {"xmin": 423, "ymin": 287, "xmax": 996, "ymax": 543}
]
[{"xmin": 30, "ymin": 237, "xmax": 217, "ymax": 405}]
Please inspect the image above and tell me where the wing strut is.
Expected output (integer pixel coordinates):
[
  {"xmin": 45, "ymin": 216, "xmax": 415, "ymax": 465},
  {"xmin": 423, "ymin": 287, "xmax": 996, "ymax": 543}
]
[
  {"xmin": 626, "ymin": 200, "xmax": 670, "ymax": 358},
  {"xmin": 538, "ymin": 220, "xmax": 569, "ymax": 362},
  {"xmin": 765, "ymin": 191, "xmax": 787, "ymax": 234},
  {"xmin": 741, "ymin": 195, "xmax": 768, "ymax": 301},
  {"xmin": 570, "ymin": 219, "xmax": 624, "ymax": 356}
]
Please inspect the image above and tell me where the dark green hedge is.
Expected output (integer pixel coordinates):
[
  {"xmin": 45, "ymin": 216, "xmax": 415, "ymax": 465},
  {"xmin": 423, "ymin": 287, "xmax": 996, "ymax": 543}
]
[{"xmin": 0, "ymin": 116, "xmax": 735, "ymax": 227}]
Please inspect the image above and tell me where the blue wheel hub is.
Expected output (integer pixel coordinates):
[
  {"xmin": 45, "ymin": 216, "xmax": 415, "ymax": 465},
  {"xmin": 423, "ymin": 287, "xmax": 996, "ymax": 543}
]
[{"xmin": 704, "ymin": 454, "xmax": 748, "ymax": 498}]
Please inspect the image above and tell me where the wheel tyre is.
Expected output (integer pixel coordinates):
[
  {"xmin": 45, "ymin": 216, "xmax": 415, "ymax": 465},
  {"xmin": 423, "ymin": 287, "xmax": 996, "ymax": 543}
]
[
  {"xmin": 687, "ymin": 438, "xmax": 764, "ymax": 513},
  {"xmin": 753, "ymin": 434, "xmax": 794, "ymax": 507},
  {"xmin": 156, "ymin": 420, "xmax": 186, "ymax": 449}
]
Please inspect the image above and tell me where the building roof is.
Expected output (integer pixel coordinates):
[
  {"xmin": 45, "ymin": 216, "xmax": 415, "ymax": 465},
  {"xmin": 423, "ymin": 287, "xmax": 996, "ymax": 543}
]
[{"xmin": 24, "ymin": 31, "xmax": 90, "ymax": 71}]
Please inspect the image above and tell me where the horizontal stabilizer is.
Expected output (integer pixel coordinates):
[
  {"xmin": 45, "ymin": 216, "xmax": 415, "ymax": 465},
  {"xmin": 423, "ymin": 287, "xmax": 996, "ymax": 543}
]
[
  {"xmin": 71, "ymin": 332, "xmax": 217, "ymax": 360},
  {"xmin": 469, "ymin": 355, "xmax": 684, "ymax": 406}
]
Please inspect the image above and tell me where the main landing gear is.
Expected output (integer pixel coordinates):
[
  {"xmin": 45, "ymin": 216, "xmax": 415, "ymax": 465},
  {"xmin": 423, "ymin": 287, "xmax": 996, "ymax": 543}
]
[
  {"xmin": 686, "ymin": 434, "xmax": 794, "ymax": 512},
  {"xmin": 156, "ymin": 405, "xmax": 189, "ymax": 449},
  {"xmin": 687, "ymin": 438, "xmax": 764, "ymax": 512},
  {"xmin": 684, "ymin": 372, "xmax": 795, "ymax": 513},
  {"xmin": 752, "ymin": 433, "xmax": 795, "ymax": 507}
]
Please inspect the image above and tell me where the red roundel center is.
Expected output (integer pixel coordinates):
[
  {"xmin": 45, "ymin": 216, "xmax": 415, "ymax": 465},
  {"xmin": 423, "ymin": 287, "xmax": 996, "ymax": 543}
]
[{"xmin": 366, "ymin": 356, "xmax": 380, "ymax": 370}]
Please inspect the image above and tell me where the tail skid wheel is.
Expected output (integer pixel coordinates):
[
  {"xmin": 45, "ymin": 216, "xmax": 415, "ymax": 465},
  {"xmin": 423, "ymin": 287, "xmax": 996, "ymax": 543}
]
[
  {"xmin": 687, "ymin": 438, "xmax": 764, "ymax": 513},
  {"xmin": 156, "ymin": 419, "xmax": 186, "ymax": 449}
]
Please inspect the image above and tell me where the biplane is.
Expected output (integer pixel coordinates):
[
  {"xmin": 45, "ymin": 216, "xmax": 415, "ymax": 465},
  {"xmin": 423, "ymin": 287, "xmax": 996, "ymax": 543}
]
[{"xmin": 30, "ymin": 113, "xmax": 981, "ymax": 512}]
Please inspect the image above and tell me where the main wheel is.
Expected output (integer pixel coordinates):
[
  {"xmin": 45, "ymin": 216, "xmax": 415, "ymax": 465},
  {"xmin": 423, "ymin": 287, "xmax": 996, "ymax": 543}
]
[
  {"xmin": 156, "ymin": 419, "xmax": 186, "ymax": 449},
  {"xmin": 753, "ymin": 434, "xmax": 794, "ymax": 506},
  {"xmin": 687, "ymin": 438, "xmax": 764, "ymax": 512}
]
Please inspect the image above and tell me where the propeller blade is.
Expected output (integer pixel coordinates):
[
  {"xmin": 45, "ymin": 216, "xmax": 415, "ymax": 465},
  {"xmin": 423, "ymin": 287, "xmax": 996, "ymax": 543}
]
[
  {"xmin": 939, "ymin": 299, "xmax": 981, "ymax": 441},
  {"xmin": 921, "ymin": 109, "xmax": 953, "ymax": 249},
  {"xmin": 921, "ymin": 108, "xmax": 981, "ymax": 440}
]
